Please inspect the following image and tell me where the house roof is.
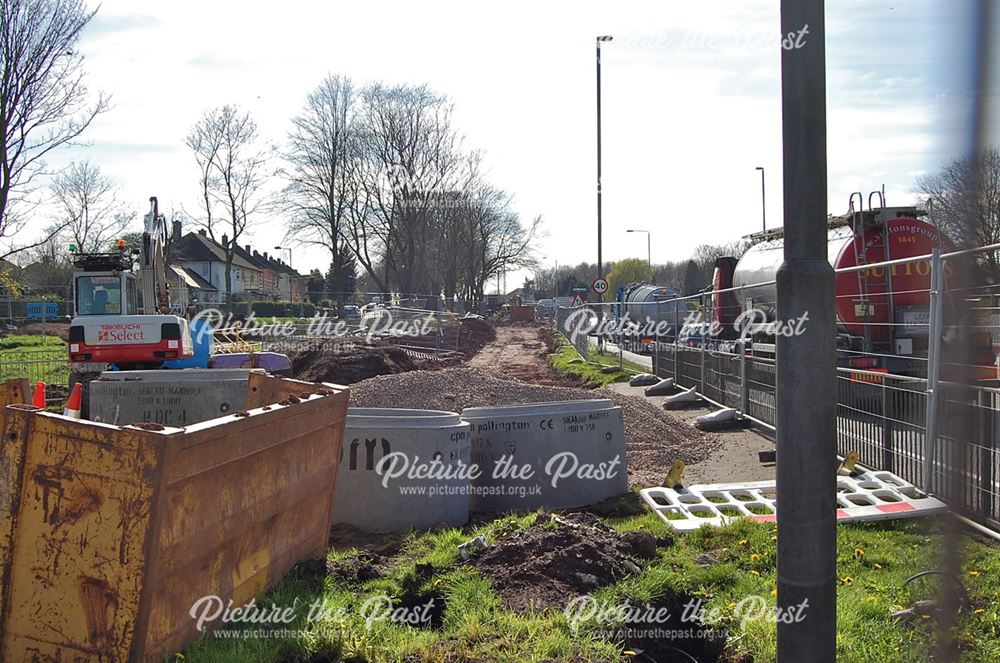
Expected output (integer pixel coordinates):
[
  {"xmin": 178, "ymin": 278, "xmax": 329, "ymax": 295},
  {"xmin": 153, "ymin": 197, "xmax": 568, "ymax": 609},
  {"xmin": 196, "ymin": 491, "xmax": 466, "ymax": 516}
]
[
  {"xmin": 169, "ymin": 265, "xmax": 218, "ymax": 292},
  {"xmin": 169, "ymin": 232, "xmax": 259, "ymax": 271}
]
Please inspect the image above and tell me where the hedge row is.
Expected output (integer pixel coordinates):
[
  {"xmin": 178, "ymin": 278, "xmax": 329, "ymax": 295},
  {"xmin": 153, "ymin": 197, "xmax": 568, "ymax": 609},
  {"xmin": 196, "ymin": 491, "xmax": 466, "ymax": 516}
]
[{"xmin": 249, "ymin": 301, "xmax": 316, "ymax": 318}]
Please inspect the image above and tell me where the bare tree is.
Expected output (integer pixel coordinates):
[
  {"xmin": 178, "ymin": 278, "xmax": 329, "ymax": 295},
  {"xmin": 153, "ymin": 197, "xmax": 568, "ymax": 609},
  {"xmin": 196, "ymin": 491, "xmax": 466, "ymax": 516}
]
[
  {"xmin": 186, "ymin": 105, "xmax": 270, "ymax": 303},
  {"xmin": 51, "ymin": 160, "xmax": 132, "ymax": 252},
  {"xmin": 284, "ymin": 79, "xmax": 540, "ymax": 299},
  {"xmin": 916, "ymin": 147, "xmax": 1000, "ymax": 282},
  {"xmin": 281, "ymin": 75, "xmax": 356, "ymax": 302},
  {"xmin": 0, "ymin": 0, "xmax": 110, "ymax": 258}
]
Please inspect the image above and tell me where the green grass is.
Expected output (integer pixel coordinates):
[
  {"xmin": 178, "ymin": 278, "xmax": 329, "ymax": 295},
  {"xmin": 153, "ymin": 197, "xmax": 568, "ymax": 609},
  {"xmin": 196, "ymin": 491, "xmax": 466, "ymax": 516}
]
[
  {"xmin": 175, "ymin": 503, "xmax": 1000, "ymax": 663},
  {"xmin": 0, "ymin": 334, "xmax": 65, "ymax": 350},
  {"xmin": 0, "ymin": 334, "xmax": 68, "ymax": 385},
  {"xmin": 547, "ymin": 335, "xmax": 640, "ymax": 387}
]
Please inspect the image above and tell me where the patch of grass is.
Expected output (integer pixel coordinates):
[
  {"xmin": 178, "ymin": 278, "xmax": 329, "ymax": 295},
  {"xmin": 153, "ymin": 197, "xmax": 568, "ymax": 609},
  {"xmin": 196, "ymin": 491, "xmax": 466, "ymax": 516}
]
[
  {"xmin": 0, "ymin": 334, "xmax": 65, "ymax": 350},
  {"xmin": 0, "ymin": 335, "xmax": 68, "ymax": 384},
  {"xmin": 179, "ymin": 501, "xmax": 1000, "ymax": 663},
  {"xmin": 547, "ymin": 334, "xmax": 633, "ymax": 387}
]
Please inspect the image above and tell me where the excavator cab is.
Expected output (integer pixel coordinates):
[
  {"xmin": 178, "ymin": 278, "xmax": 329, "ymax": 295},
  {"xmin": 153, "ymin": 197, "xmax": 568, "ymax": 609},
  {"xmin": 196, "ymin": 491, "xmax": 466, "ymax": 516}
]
[
  {"xmin": 68, "ymin": 199, "xmax": 194, "ymax": 368},
  {"xmin": 72, "ymin": 250, "xmax": 137, "ymax": 317}
]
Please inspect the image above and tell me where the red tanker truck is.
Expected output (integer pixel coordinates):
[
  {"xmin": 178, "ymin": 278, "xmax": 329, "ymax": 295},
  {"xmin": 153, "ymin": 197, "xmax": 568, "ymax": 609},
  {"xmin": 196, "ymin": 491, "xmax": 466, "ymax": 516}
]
[{"xmin": 711, "ymin": 203, "xmax": 995, "ymax": 377}]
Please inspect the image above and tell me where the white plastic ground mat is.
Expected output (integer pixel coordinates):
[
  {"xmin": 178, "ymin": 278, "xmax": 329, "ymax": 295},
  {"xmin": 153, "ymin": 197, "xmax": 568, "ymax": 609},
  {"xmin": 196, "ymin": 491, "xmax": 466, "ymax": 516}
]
[{"xmin": 640, "ymin": 471, "xmax": 947, "ymax": 531}]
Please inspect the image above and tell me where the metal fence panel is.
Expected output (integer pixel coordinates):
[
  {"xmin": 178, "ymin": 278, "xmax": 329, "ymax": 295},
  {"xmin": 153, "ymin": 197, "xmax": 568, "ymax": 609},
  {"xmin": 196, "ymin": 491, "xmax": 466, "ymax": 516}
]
[{"xmin": 653, "ymin": 341, "xmax": 1000, "ymax": 532}]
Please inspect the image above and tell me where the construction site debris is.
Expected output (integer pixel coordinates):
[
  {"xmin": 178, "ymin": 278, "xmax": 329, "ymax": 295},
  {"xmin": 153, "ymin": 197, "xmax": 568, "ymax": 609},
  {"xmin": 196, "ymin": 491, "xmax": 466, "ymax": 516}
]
[{"xmin": 458, "ymin": 535, "xmax": 489, "ymax": 560}]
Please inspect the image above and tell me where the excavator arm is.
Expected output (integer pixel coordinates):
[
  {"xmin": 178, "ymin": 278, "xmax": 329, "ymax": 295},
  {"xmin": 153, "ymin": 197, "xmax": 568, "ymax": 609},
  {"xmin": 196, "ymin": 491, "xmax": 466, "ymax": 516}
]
[{"xmin": 140, "ymin": 197, "xmax": 172, "ymax": 314}]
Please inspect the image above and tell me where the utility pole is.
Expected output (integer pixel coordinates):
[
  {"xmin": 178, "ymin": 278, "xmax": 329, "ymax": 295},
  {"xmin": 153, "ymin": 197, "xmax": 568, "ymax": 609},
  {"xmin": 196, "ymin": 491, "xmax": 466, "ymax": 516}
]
[
  {"xmin": 776, "ymin": 2, "xmax": 836, "ymax": 661},
  {"xmin": 596, "ymin": 35, "xmax": 612, "ymax": 285}
]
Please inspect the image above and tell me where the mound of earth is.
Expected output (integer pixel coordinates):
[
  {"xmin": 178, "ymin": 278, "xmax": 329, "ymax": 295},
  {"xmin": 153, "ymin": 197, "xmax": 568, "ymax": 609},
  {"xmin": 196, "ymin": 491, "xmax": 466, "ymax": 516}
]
[
  {"xmin": 289, "ymin": 341, "xmax": 417, "ymax": 384},
  {"xmin": 469, "ymin": 512, "xmax": 658, "ymax": 612},
  {"xmin": 455, "ymin": 316, "xmax": 496, "ymax": 357},
  {"xmin": 5, "ymin": 322, "xmax": 70, "ymax": 341}
]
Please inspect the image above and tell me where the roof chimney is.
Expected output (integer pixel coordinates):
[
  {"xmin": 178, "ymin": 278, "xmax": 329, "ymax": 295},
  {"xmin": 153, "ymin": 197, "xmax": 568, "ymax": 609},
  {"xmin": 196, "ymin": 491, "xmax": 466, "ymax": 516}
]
[
  {"xmin": 221, "ymin": 234, "xmax": 228, "ymax": 247},
  {"xmin": 245, "ymin": 244, "xmax": 252, "ymax": 253},
  {"xmin": 172, "ymin": 219, "xmax": 181, "ymax": 240},
  {"xmin": 263, "ymin": 251, "xmax": 268, "ymax": 260},
  {"xmin": 198, "ymin": 228, "xmax": 206, "ymax": 236}
]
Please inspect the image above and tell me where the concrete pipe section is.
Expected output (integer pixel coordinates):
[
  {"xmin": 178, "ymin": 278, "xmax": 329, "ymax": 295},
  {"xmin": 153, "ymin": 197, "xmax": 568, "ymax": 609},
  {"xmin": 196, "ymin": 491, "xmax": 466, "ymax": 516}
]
[
  {"xmin": 462, "ymin": 399, "xmax": 627, "ymax": 512},
  {"xmin": 330, "ymin": 408, "xmax": 471, "ymax": 533}
]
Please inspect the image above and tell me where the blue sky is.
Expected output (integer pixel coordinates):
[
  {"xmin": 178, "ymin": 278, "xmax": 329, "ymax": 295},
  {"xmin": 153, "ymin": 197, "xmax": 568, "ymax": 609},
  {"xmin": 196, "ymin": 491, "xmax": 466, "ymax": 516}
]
[{"xmin": 20, "ymin": 0, "xmax": 999, "ymax": 282}]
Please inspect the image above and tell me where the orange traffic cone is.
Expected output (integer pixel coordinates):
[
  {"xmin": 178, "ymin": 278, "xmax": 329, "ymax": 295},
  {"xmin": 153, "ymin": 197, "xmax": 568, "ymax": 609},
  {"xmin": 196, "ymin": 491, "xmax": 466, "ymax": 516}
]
[
  {"xmin": 63, "ymin": 383, "xmax": 83, "ymax": 420},
  {"xmin": 32, "ymin": 381, "xmax": 45, "ymax": 408}
]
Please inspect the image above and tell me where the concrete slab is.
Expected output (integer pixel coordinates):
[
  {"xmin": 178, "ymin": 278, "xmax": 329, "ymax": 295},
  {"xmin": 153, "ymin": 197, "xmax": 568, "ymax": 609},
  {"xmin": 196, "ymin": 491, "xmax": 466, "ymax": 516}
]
[
  {"xmin": 89, "ymin": 369, "xmax": 262, "ymax": 427},
  {"xmin": 606, "ymin": 381, "xmax": 776, "ymax": 486}
]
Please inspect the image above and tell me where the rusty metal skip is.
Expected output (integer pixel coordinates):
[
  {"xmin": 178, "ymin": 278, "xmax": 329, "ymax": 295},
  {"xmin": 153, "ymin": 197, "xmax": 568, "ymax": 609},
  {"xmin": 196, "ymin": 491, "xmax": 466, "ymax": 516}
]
[{"xmin": 0, "ymin": 374, "xmax": 348, "ymax": 661}]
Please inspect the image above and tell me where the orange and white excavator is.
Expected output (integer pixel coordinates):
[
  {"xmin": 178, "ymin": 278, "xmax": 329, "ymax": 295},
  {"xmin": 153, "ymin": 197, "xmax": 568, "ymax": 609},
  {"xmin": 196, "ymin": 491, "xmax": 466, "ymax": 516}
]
[{"xmin": 68, "ymin": 197, "xmax": 194, "ymax": 368}]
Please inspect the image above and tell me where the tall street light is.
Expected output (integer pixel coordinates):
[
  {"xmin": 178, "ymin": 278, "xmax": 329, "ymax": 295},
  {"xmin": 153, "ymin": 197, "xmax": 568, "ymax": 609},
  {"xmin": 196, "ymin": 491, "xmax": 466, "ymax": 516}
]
[
  {"xmin": 755, "ymin": 166, "xmax": 766, "ymax": 233},
  {"xmin": 626, "ymin": 229, "xmax": 651, "ymax": 267},
  {"xmin": 775, "ymin": 1, "xmax": 835, "ymax": 660},
  {"xmin": 273, "ymin": 245, "xmax": 293, "ymax": 268},
  {"xmin": 596, "ymin": 35, "xmax": 613, "ymax": 286}
]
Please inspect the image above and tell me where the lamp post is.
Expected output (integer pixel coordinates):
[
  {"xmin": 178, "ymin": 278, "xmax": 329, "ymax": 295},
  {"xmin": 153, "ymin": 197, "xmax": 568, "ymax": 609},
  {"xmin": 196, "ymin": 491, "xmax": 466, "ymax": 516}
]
[
  {"xmin": 775, "ymin": 1, "xmax": 835, "ymax": 660},
  {"xmin": 273, "ymin": 245, "xmax": 294, "ymax": 303},
  {"xmin": 596, "ymin": 35, "xmax": 613, "ymax": 286},
  {"xmin": 273, "ymin": 245, "xmax": 292, "ymax": 267},
  {"xmin": 626, "ymin": 229, "xmax": 651, "ymax": 268},
  {"xmin": 755, "ymin": 166, "xmax": 766, "ymax": 233}
]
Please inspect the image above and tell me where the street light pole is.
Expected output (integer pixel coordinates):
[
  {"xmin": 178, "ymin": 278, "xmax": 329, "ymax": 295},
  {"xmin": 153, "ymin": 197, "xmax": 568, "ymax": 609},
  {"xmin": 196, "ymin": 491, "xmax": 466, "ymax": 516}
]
[
  {"xmin": 626, "ymin": 229, "xmax": 651, "ymax": 268},
  {"xmin": 273, "ymin": 245, "xmax": 293, "ymax": 268},
  {"xmin": 776, "ymin": 1, "xmax": 835, "ymax": 661},
  {"xmin": 596, "ymin": 35, "xmax": 612, "ymax": 285},
  {"xmin": 273, "ymin": 245, "xmax": 295, "ymax": 306},
  {"xmin": 755, "ymin": 166, "xmax": 766, "ymax": 232}
]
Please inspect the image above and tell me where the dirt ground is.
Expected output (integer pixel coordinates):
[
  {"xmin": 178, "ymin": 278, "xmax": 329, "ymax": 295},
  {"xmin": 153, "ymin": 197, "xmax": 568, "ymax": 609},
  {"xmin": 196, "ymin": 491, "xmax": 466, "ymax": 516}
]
[{"xmin": 466, "ymin": 322, "xmax": 573, "ymax": 386}]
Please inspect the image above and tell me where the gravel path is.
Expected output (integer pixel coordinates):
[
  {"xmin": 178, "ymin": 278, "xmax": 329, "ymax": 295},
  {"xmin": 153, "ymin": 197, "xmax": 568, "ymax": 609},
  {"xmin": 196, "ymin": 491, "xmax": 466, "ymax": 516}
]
[{"xmin": 349, "ymin": 367, "xmax": 720, "ymax": 488}]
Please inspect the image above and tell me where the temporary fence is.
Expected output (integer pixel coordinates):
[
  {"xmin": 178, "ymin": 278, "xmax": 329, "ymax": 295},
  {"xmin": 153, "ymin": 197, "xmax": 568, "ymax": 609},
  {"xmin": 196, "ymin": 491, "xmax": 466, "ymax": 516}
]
[{"xmin": 556, "ymin": 241, "xmax": 1000, "ymax": 532}]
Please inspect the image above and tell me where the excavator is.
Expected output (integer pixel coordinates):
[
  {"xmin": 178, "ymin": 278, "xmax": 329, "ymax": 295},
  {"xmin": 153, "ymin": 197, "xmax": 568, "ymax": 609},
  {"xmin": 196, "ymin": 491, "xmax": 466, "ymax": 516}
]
[{"xmin": 67, "ymin": 197, "xmax": 194, "ymax": 368}]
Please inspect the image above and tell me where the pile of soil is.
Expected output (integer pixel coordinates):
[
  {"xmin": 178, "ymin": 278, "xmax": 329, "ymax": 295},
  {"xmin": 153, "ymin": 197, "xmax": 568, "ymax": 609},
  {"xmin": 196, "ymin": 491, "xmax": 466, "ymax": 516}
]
[
  {"xmin": 349, "ymin": 367, "xmax": 720, "ymax": 487},
  {"xmin": 469, "ymin": 512, "xmax": 658, "ymax": 612},
  {"xmin": 3, "ymin": 322, "xmax": 70, "ymax": 341},
  {"xmin": 289, "ymin": 341, "xmax": 417, "ymax": 384},
  {"xmin": 455, "ymin": 316, "xmax": 496, "ymax": 357}
]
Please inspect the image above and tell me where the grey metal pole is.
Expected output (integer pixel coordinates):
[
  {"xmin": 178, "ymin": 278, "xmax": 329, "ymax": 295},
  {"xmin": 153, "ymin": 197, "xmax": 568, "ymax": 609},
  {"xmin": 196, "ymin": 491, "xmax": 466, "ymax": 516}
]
[
  {"xmin": 776, "ymin": 2, "xmax": 836, "ymax": 661},
  {"xmin": 596, "ymin": 38, "xmax": 605, "ymax": 282},
  {"xmin": 740, "ymin": 339, "xmax": 750, "ymax": 415},
  {"xmin": 646, "ymin": 233, "xmax": 651, "ymax": 268},
  {"xmin": 756, "ymin": 166, "xmax": 766, "ymax": 232},
  {"xmin": 923, "ymin": 247, "xmax": 943, "ymax": 492}
]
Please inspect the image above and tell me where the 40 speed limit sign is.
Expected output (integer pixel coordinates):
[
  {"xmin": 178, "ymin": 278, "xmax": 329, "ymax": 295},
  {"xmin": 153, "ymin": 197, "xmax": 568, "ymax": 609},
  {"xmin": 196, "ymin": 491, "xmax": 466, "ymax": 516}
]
[{"xmin": 591, "ymin": 277, "xmax": 609, "ymax": 295}]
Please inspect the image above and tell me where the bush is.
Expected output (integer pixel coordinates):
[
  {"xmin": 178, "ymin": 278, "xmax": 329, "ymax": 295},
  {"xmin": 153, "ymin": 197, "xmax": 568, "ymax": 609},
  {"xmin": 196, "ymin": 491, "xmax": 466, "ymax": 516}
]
[{"xmin": 250, "ymin": 301, "xmax": 316, "ymax": 318}]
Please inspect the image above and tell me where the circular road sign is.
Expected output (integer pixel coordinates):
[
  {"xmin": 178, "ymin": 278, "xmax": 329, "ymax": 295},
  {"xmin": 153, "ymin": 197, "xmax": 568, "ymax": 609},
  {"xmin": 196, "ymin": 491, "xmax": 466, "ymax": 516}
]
[{"xmin": 592, "ymin": 277, "xmax": 609, "ymax": 295}]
